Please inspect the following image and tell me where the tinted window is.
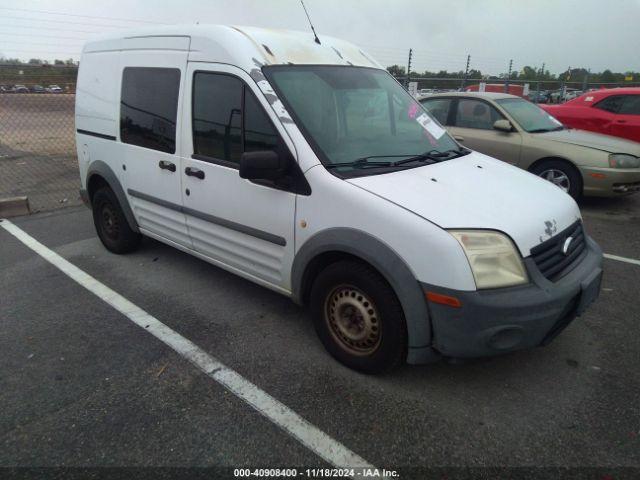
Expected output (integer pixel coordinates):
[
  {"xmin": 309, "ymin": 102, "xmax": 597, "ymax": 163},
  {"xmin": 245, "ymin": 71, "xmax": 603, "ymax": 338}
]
[
  {"xmin": 595, "ymin": 95, "xmax": 624, "ymax": 114},
  {"xmin": 619, "ymin": 95, "xmax": 640, "ymax": 115},
  {"xmin": 455, "ymin": 99, "xmax": 504, "ymax": 130},
  {"xmin": 193, "ymin": 73, "xmax": 243, "ymax": 163},
  {"xmin": 421, "ymin": 98, "xmax": 452, "ymax": 125},
  {"xmin": 120, "ymin": 67, "xmax": 180, "ymax": 153},
  {"xmin": 244, "ymin": 90, "xmax": 279, "ymax": 152}
]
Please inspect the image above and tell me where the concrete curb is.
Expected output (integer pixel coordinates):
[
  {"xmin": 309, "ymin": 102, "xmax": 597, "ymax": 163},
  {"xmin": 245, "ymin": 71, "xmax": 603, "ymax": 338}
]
[{"xmin": 0, "ymin": 196, "xmax": 31, "ymax": 218}]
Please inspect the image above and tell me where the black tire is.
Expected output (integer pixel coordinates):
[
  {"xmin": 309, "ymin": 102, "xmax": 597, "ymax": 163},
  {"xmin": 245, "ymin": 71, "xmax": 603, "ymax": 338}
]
[
  {"xmin": 531, "ymin": 159, "xmax": 583, "ymax": 200},
  {"xmin": 310, "ymin": 260, "xmax": 407, "ymax": 374},
  {"xmin": 91, "ymin": 187, "xmax": 141, "ymax": 254}
]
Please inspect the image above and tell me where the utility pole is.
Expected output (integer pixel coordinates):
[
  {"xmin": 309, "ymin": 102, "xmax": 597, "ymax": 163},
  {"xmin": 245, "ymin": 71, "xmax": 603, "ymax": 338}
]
[
  {"xmin": 405, "ymin": 48, "xmax": 412, "ymax": 88},
  {"xmin": 460, "ymin": 54, "xmax": 470, "ymax": 90},
  {"xmin": 536, "ymin": 62, "xmax": 545, "ymax": 101},
  {"xmin": 583, "ymin": 68, "xmax": 590, "ymax": 91},
  {"xmin": 504, "ymin": 59, "xmax": 513, "ymax": 93},
  {"xmin": 560, "ymin": 66, "xmax": 570, "ymax": 102}
]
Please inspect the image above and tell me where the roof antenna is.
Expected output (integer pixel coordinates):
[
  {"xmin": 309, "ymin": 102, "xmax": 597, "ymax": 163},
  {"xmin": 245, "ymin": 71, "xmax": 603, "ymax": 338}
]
[{"xmin": 300, "ymin": 0, "xmax": 321, "ymax": 45}]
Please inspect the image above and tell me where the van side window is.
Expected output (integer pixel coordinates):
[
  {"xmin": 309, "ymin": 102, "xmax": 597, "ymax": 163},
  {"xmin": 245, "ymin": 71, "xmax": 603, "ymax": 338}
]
[
  {"xmin": 193, "ymin": 73, "xmax": 243, "ymax": 164},
  {"xmin": 120, "ymin": 67, "xmax": 180, "ymax": 154}
]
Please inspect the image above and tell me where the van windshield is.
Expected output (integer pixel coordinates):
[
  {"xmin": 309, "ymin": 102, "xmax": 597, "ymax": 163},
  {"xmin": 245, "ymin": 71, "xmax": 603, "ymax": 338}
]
[{"xmin": 264, "ymin": 66, "xmax": 462, "ymax": 175}]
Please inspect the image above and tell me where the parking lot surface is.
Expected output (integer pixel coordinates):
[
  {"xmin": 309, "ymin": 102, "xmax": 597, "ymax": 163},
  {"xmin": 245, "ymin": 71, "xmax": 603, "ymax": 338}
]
[{"xmin": 1, "ymin": 195, "xmax": 639, "ymax": 478}]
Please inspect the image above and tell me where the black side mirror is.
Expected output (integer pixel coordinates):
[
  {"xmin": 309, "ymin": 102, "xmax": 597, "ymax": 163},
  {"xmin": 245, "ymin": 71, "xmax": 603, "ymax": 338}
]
[{"xmin": 239, "ymin": 150, "xmax": 286, "ymax": 181}]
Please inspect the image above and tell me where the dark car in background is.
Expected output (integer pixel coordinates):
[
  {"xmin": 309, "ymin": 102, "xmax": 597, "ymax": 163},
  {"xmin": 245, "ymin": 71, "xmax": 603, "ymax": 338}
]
[
  {"xmin": 528, "ymin": 91, "xmax": 550, "ymax": 103},
  {"xmin": 30, "ymin": 85, "xmax": 46, "ymax": 93}
]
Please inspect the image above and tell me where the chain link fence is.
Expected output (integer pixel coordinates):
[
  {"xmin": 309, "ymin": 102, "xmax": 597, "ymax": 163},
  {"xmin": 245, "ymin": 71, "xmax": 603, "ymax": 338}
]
[
  {"xmin": 0, "ymin": 65, "xmax": 80, "ymax": 213},
  {"xmin": 1, "ymin": 64, "xmax": 638, "ymax": 213}
]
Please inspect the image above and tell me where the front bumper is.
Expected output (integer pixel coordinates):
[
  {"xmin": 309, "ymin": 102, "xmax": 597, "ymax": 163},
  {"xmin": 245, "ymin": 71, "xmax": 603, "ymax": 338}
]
[
  {"xmin": 580, "ymin": 166, "xmax": 640, "ymax": 196},
  {"xmin": 422, "ymin": 236, "xmax": 603, "ymax": 358}
]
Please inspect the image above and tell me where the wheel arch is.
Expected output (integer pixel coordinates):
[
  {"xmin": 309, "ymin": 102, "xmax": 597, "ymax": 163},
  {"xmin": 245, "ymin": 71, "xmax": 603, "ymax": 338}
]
[
  {"xmin": 291, "ymin": 228, "xmax": 433, "ymax": 356},
  {"xmin": 86, "ymin": 160, "xmax": 139, "ymax": 233}
]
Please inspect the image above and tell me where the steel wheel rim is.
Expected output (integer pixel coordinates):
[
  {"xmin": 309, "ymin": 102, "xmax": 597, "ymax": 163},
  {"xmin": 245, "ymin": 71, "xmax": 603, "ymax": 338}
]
[
  {"xmin": 324, "ymin": 285, "xmax": 381, "ymax": 356},
  {"xmin": 101, "ymin": 203, "xmax": 120, "ymax": 240},
  {"xmin": 539, "ymin": 168, "xmax": 571, "ymax": 193}
]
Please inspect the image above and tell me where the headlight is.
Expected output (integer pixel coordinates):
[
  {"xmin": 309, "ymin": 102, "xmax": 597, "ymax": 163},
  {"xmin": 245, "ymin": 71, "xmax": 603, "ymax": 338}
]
[
  {"xmin": 609, "ymin": 154, "xmax": 640, "ymax": 168},
  {"xmin": 450, "ymin": 230, "xmax": 528, "ymax": 289}
]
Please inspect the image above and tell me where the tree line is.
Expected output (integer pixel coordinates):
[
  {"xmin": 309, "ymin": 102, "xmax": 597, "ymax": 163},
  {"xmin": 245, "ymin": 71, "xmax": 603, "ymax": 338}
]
[
  {"xmin": 386, "ymin": 65, "xmax": 638, "ymax": 84},
  {"xmin": 0, "ymin": 57, "xmax": 78, "ymax": 66}
]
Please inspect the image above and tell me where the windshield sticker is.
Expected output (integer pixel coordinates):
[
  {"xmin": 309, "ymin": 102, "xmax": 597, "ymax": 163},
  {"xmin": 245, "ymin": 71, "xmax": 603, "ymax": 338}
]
[{"xmin": 415, "ymin": 113, "xmax": 445, "ymax": 139}]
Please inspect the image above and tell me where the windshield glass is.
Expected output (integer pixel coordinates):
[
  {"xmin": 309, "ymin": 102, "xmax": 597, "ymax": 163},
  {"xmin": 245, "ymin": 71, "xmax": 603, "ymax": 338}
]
[
  {"xmin": 495, "ymin": 98, "xmax": 563, "ymax": 133},
  {"xmin": 264, "ymin": 66, "xmax": 460, "ymax": 173}
]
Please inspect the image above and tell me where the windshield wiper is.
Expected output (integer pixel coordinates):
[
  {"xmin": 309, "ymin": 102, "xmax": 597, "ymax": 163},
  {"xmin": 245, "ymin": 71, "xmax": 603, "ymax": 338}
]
[
  {"xmin": 325, "ymin": 155, "xmax": 420, "ymax": 170},
  {"xmin": 325, "ymin": 149, "xmax": 470, "ymax": 170},
  {"xmin": 392, "ymin": 148, "xmax": 470, "ymax": 166}
]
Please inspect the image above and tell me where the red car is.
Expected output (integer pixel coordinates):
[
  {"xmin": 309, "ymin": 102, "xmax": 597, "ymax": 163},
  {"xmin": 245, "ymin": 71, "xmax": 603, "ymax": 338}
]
[{"xmin": 540, "ymin": 88, "xmax": 640, "ymax": 143}]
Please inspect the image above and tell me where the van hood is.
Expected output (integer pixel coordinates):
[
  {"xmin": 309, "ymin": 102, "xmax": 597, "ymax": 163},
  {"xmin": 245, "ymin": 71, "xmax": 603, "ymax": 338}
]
[
  {"xmin": 536, "ymin": 128, "xmax": 640, "ymax": 154},
  {"xmin": 347, "ymin": 152, "xmax": 581, "ymax": 256}
]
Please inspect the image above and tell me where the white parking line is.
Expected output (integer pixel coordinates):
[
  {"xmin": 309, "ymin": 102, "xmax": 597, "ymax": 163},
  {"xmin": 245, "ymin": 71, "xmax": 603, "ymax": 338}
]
[
  {"xmin": 603, "ymin": 253, "xmax": 640, "ymax": 267},
  {"xmin": 0, "ymin": 219, "xmax": 375, "ymax": 471}
]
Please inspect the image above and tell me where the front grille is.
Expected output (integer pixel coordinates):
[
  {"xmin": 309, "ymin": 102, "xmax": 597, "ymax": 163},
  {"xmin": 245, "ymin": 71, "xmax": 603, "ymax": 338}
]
[{"xmin": 530, "ymin": 220, "xmax": 587, "ymax": 282}]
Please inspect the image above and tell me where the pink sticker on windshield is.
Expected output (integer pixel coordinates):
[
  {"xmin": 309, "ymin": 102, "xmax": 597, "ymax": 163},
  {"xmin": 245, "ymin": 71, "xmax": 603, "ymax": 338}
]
[{"xmin": 408, "ymin": 104, "xmax": 419, "ymax": 119}]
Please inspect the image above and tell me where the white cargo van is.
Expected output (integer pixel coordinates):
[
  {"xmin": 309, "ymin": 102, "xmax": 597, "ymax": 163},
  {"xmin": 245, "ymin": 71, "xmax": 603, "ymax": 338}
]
[{"xmin": 76, "ymin": 25, "xmax": 603, "ymax": 373}]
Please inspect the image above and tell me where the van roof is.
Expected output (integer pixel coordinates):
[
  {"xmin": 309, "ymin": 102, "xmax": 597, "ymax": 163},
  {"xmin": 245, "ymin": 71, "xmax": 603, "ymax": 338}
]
[{"xmin": 82, "ymin": 25, "xmax": 381, "ymax": 72}]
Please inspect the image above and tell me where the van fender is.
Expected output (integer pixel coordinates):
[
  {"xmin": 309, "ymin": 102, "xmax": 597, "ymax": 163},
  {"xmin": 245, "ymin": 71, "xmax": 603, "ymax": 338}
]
[
  {"xmin": 86, "ymin": 160, "xmax": 139, "ymax": 233},
  {"xmin": 291, "ymin": 228, "xmax": 436, "ymax": 362}
]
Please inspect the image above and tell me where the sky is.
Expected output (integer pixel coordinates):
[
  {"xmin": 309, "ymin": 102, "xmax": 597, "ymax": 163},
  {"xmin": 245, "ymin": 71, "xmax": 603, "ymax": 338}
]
[{"xmin": 0, "ymin": 0, "xmax": 639, "ymax": 75}]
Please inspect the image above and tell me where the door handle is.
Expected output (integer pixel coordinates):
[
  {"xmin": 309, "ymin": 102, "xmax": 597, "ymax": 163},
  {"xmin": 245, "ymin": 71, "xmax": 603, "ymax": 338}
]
[
  {"xmin": 158, "ymin": 160, "xmax": 176, "ymax": 172},
  {"xmin": 185, "ymin": 166, "xmax": 205, "ymax": 179},
  {"xmin": 616, "ymin": 120, "xmax": 627, "ymax": 124},
  {"xmin": 454, "ymin": 135, "xmax": 465, "ymax": 142}
]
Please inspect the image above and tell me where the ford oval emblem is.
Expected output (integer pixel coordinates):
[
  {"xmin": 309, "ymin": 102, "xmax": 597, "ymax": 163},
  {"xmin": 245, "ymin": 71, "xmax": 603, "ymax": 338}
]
[{"xmin": 562, "ymin": 237, "xmax": 573, "ymax": 256}]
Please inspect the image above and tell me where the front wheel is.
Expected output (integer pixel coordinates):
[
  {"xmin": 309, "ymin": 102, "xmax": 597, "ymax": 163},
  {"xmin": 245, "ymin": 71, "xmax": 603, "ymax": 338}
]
[
  {"xmin": 310, "ymin": 261, "xmax": 407, "ymax": 374},
  {"xmin": 531, "ymin": 159, "xmax": 582, "ymax": 200}
]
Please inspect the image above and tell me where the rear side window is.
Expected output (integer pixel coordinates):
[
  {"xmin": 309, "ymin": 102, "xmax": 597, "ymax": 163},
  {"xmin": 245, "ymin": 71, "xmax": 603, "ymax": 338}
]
[
  {"xmin": 454, "ymin": 99, "xmax": 504, "ymax": 130},
  {"xmin": 594, "ymin": 95, "xmax": 624, "ymax": 114},
  {"xmin": 421, "ymin": 98, "xmax": 452, "ymax": 125},
  {"xmin": 192, "ymin": 72, "xmax": 280, "ymax": 165},
  {"xmin": 120, "ymin": 67, "xmax": 181, "ymax": 153},
  {"xmin": 619, "ymin": 95, "xmax": 640, "ymax": 115}
]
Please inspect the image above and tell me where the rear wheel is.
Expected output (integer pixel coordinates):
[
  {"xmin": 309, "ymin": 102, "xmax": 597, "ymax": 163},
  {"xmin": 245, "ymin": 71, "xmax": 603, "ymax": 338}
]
[
  {"xmin": 310, "ymin": 261, "xmax": 407, "ymax": 374},
  {"xmin": 531, "ymin": 159, "xmax": 582, "ymax": 200},
  {"xmin": 92, "ymin": 187, "xmax": 141, "ymax": 254}
]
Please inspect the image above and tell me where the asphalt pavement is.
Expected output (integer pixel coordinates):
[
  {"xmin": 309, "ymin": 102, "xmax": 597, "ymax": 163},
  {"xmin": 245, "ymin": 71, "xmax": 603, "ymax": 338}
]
[{"xmin": 1, "ymin": 194, "xmax": 639, "ymax": 479}]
